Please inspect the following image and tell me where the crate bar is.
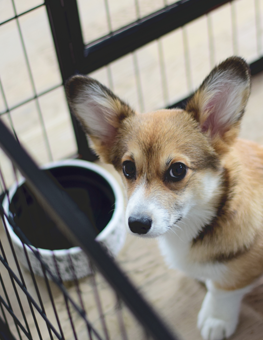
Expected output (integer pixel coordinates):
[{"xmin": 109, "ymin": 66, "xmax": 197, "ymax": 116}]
[
  {"xmin": 104, "ymin": 0, "xmax": 113, "ymax": 33},
  {"xmin": 115, "ymin": 295, "xmax": 129, "ymax": 340},
  {"xmin": 88, "ymin": 263, "xmax": 110, "ymax": 340},
  {"xmin": 182, "ymin": 26, "xmax": 192, "ymax": 92},
  {"xmin": 134, "ymin": 0, "xmax": 140, "ymax": 19},
  {"xmin": 52, "ymin": 253, "xmax": 78, "ymax": 340},
  {"xmin": 167, "ymin": 56, "xmax": 263, "ymax": 111},
  {"xmin": 231, "ymin": 1, "xmax": 238, "ymax": 55},
  {"xmin": 255, "ymin": 0, "xmax": 262, "ymax": 55},
  {"xmin": 81, "ymin": 0, "xmax": 230, "ymax": 75},
  {"xmin": 158, "ymin": 39, "xmax": 169, "ymax": 105},
  {"xmin": 0, "ymin": 3, "xmax": 44, "ymax": 26},
  {"xmin": 107, "ymin": 65, "xmax": 114, "ymax": 90},
  {"xmin": 0, "ymin": 206, "xmax": 104, "ymax": 340},
  {"xmin": 0, "ymin": 273, "xmax": 22, "ymax": 339},
  {"xmin": 40, "ymin": 261, "xmax": 65, "ymax": 340},
  {"xmin": 0, "ymin": 241, "xmax": 33, "ymax": 339},
  {"xmin": 0, "ymin": 120, "xmax": 178, "ymax": 340},
  {"xmin": 0, "ymin": 78, "xmax": 18, "ymax": 144},
  {"xmin": 23, "ymin": 245, "xmax": 54, "ymax": 340},
  {"xmin": 132, "ymin": 52, "xmax": 144, "ymax": 112},
  {"xmin": 11, "ymin": 0, "xmax": 53, "ymax": 162},
  {"xmin": 0, "ymin": 83, "xmax": 62, "ymax": 117},
  {"xmin": 207, "ymin": 13, "xmax": 215, "ymax": 69},
  {"xmin": 0, "ymin": 293, "xmax": 11, "ymax": 337},
  {"xmin": 67, "ymin": 252, "xmax": 93, "ymax": 340},
  {"xmin": 0, "ymin": 236, "xmax": 63, "ymax": 339},
  {"xmin": 250, "ymin": 57, "xmax": 263, "ymax": 75},
  {"xmin": 0, "ymin": 307, "xmax": 17, "ymax": 340},
  {"xmin": 45, "ymin": 0, "xmax": 96, "ymax": 161},
  {"xmin": 1, "ymin": 199, "xmax": 42, "ymax": 339},
  {"xmin": 0, "ymin": 295, "xmax": 30, "ymax": 338}
]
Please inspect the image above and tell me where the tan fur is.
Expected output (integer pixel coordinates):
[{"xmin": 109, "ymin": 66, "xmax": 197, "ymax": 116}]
[
  {"xmin": 192, "ymin": 139, "xmax": 263, "ymax": 289},
  {"xmin": 119, "ymin": 113, "xmax": 263, "ymax": 291}
]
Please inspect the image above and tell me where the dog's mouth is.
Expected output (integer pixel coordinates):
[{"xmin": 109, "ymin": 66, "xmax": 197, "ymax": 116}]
[
  {"xmin": 139, "ymin": 216, "xmax": 184, "ymax": 238},
  {"xmin": 174, "ymin": 216, "xmax": 183, "ymax": 224},
  {"xmin": 167, "ymin": 215, "xmax": 183, "ymax": 231},
  {"xmin": 170, "ymin": 216, "xmax": 183, "ymax": 226}
]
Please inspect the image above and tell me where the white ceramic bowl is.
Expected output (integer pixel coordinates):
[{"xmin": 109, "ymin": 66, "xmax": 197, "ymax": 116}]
[{"xmin": 3, "ymin": 160, "xmax": 126, "ymax": 281}]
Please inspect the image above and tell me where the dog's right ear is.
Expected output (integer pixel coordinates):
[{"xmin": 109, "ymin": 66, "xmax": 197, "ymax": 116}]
[
  {"xmin": 66, "ymin": 75, "xmax": 135, "ymax": 163},
  {"xmin": 186, "ymin": 57, "xmax": 251, "ymax": 154}
]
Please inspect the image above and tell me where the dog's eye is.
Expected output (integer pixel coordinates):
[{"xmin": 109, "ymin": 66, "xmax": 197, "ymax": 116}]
[
  {"xmin": 123, "ymin": 161, "xmax": 136, "ymax": 179},
  {"xmin": 167, "ymin": 163, "xmax": 187, "ymax": 181}
]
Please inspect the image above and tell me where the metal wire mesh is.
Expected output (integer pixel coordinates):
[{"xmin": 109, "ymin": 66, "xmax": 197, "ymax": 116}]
[
  {"xmin": 0, "ymin": 167, "xmax": 105, "ymax": 339},
  {"xmin": 0, "ymin": 119, "xmax": 178, "ymax": 340},
  {"xmin": 86, "ymin": 0, "xmax": 263, "ymax": 113},
  {"xmin": 0, "ymin": 0, "xmax": 76, "ymax": 167}
]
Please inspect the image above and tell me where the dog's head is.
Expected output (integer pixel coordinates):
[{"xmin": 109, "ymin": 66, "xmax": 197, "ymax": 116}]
[{"xmin": 66, "ymin": 57, "xmax": 250, "ymax": 240}]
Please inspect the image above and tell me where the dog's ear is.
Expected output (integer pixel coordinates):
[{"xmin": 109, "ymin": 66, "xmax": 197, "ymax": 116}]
[
  {"xmin": 66, "ymin": 75, "xmax": 135, "ymax": 163},
  {"xmin": 186, "ymin": 57, "xmax": 251, "ymax": 152}
]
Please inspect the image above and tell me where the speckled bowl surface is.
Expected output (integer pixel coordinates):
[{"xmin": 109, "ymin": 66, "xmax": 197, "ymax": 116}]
[{"xmin": 3, "ymin": 160, "xmax": 126, "ymax": 281}]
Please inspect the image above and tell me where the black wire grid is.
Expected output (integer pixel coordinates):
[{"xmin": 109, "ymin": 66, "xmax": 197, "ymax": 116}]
[
  {"xmin": 0, "ymin": 119, "xmax": 179, "ymax": 340},
  {"xmin": 0, "ymin": 0, "xmax": 62, "ymax": 163}
]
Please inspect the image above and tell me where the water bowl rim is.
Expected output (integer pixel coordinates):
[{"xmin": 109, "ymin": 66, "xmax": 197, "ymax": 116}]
[{"xmin": 2, "ymin": 159, "xmax": 124, "ymax": 257}]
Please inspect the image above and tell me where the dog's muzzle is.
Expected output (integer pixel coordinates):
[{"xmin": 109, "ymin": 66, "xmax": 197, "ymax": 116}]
[{"xmin": 128, "ymin": 217, "xmax": 152, "ymax": 234}]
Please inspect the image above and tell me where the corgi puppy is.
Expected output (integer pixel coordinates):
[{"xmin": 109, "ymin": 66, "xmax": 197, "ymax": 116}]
[{"xmin": 66, "ymin": 57, "xmax": 263, "ymax": 340}]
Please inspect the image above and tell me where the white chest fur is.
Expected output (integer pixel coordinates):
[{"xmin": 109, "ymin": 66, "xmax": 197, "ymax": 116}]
[{"xmin": 157, "ymin": 227, "xmax": 227, "ymax": 283}]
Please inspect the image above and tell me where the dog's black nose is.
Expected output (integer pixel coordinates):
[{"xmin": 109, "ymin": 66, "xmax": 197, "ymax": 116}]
[{"xmin": 128, "ymin": 217, "xmax": 152, "ymax": 234}]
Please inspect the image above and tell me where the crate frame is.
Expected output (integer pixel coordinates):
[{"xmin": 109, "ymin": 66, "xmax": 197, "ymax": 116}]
[
  {"xmin": 0, "ymin": 118, "xmax": 179, "ymax": 340},
  {"xmin": 46, "ymin": 0, "xmax": 263, "ymax": 160}
]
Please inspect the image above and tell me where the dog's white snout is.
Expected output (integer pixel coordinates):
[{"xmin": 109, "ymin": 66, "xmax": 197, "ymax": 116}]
[{"xmin": 126, "ymin": 183, "xmax": 171, "ymax": 237}]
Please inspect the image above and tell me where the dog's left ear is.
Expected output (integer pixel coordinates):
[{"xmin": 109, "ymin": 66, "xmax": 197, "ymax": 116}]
[
  {"xmin": 65, "ymin": 75, "xmax": 135, "ymax": 163},
  {"xmin": 186, "ymin": 57, "xmax": 251, "ymax": 152}
]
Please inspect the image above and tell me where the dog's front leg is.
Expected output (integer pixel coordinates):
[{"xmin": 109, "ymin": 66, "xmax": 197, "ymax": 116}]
[{"xmin": 197, "ymin": 280, "xmax": 253, "ymax": 340}]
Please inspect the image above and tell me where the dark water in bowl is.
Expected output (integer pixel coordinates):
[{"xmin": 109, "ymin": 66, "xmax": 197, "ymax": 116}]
[{"xmin": 9, "ymin": 165, "xmax": 115, "ymax": 250}]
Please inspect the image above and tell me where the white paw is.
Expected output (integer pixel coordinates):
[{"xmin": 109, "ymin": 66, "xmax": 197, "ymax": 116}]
[
  {"xmin": 196, "ymin": 281, "xmax": 252, "ymax": 340},
  {"xmin": 198, "ymin": 316, "xmax": 236, "ymax": 340},
  {"xmin": 197, "ymin": 290, "xmax": 238, "ymax": 340}
]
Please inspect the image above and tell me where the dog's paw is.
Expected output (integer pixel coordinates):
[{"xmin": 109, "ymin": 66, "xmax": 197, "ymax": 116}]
[
  {"xmin": 197, "ymin": 291, "xmax": 238, "ymax": 340},
  {"xmin": 198, "ymin": 316, "xmax": 236, "ymax": 340},
  {"xmin": 197, "ymin": 281, "xmax": 253, "ymax": 340}
]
